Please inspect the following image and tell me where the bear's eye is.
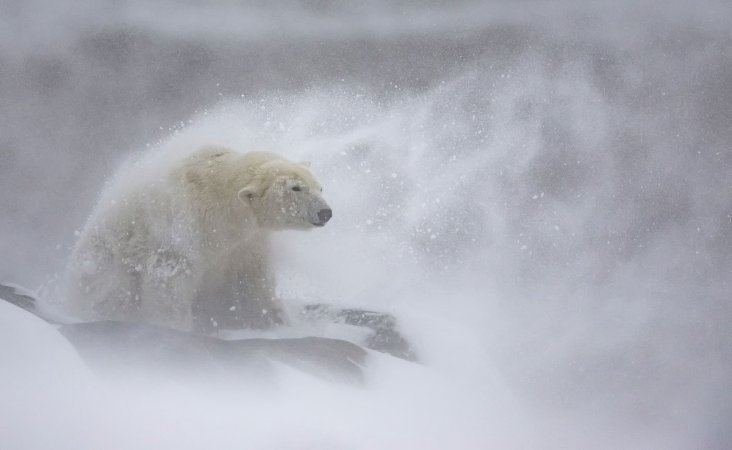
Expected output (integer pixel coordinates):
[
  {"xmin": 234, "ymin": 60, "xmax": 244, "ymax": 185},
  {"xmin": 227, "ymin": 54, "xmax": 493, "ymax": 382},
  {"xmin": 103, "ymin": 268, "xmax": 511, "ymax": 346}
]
[{"xmin": 291, "ymin": 186, "xmax": 301, "ymax": 192}]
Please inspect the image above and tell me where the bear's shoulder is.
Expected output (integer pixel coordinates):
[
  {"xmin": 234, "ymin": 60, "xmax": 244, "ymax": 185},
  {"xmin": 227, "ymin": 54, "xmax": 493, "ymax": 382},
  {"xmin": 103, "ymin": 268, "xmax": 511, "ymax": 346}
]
[
  {"xmin": 186, "ymin": 147, "xmax": 283, "ymax": 166},
  {"xmin": 185, "ymin": 145, "xmax": 237, "ymax": 164}
]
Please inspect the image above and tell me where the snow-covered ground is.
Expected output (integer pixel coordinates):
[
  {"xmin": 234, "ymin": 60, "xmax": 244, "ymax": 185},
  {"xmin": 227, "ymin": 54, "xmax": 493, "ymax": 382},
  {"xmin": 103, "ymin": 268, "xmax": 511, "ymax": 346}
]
[{"xmin": 1, "ymin": 1, "xmax": 731, "ymax": 449}]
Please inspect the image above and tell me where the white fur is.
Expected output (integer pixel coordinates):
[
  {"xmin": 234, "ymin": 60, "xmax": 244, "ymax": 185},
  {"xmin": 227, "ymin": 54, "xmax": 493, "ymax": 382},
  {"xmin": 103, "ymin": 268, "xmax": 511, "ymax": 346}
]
[{"xmin": 64, "ymin": 146, "xmax": 330, "ymax": 332}]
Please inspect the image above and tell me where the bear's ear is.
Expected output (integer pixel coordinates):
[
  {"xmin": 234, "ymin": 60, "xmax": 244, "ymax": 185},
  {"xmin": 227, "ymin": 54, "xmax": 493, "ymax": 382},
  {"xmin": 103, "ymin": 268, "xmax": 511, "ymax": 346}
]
[
  {"xmin": 299, "ymin": 161, "xmax": 311, "ymax": 168},
  {"xmin": 238, "ymin": 185, "xmax": 257, "ymax": 203}
]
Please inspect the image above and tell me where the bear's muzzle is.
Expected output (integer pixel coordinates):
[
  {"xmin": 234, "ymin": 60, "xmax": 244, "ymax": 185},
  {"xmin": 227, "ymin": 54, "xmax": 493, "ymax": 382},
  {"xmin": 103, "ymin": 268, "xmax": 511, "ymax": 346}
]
[{"xmin": 314, "ymin": 208, "xmax": 332, "ymax": 226}]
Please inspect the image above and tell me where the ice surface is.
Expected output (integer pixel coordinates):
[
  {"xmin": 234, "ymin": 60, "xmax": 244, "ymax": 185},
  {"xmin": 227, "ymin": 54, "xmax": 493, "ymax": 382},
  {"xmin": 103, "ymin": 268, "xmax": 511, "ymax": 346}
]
[{"xmin": 1, "ymin": 1, "xmax": 732, "ymax": 449}]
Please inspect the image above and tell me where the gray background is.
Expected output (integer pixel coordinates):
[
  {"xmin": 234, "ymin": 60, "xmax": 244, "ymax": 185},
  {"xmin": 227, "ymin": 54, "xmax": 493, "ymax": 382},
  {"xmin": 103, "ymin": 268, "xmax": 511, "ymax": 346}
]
[{"xmin": 1, "ymin": 1, "xmax": 731, "ymax": 448}]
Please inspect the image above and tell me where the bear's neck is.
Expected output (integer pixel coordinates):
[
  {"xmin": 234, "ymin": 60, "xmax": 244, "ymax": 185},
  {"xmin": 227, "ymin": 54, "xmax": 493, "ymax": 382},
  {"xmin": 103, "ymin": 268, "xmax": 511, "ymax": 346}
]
[
  {"xmin": 195, "ymin": 197, "xmax": 268, "ymax": 255},
  {"xmin": 175, "ymin": 151, "xmax": 269, "ymax": 256}
]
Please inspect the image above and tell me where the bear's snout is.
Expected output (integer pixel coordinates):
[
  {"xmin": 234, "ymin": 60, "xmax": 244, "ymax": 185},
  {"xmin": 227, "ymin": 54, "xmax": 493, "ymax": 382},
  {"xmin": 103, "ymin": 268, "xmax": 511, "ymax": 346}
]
[{"xmin": 316, "ymin": 208, "xmax": 332, "ymax": 226}]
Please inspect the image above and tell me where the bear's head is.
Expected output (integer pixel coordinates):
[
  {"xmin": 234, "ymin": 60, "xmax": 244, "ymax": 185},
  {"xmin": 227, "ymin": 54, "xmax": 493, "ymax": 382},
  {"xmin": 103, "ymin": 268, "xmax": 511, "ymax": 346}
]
[{"xmin": 237, "ymin": 157, "xmax": 332, "ymax": 230}]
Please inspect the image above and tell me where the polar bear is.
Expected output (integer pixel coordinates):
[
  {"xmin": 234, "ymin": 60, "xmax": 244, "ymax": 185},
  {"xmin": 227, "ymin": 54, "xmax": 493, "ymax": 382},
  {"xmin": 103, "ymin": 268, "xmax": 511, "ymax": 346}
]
[{"xmin": 64, "ymin": 147, "xmax": 331, "ymax": 333}]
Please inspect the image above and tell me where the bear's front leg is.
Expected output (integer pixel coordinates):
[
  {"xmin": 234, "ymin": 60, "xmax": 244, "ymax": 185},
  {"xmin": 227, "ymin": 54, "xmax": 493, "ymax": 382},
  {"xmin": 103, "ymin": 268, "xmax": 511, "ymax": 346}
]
[
  {"xmin": 192, "ymin": 245, "xmax": 286, "ymax": 334},
  {"xmin": 191, "ymin": 279, "xmax": 285, "ymax": 333}
]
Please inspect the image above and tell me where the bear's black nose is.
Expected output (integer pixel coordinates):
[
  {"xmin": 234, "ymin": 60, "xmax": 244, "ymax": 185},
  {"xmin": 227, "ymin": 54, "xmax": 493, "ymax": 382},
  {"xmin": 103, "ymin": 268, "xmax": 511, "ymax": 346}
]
[{"xmin": 317, "ymin": 208, "xmax": 332, "ymax": 224}]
